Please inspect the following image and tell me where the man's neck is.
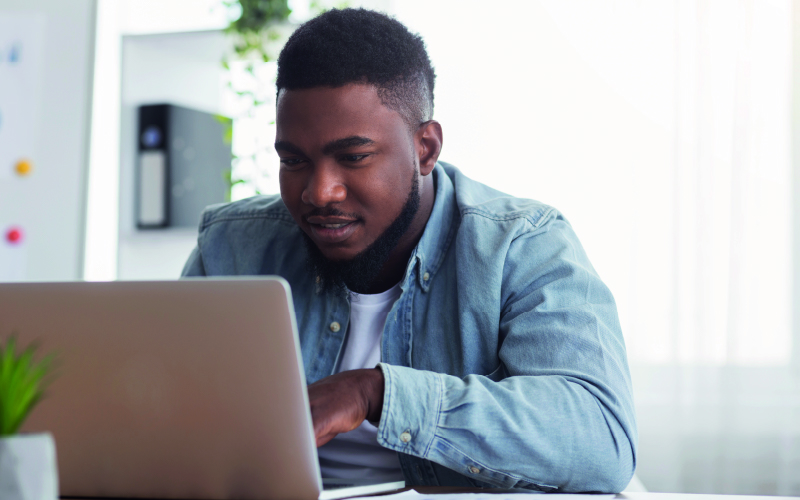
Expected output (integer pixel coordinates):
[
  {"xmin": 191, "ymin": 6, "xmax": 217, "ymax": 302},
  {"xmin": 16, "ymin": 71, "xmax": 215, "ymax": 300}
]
[{"xmin": 365, "ymin": 174, "xmax": 436, "ymax": 294}]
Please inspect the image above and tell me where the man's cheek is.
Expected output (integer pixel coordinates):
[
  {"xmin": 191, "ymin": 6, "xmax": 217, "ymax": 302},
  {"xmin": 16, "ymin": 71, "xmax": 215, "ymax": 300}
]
[{"xmin": 279, "ymin": 181, "xmax": 302, "ymax": 209}]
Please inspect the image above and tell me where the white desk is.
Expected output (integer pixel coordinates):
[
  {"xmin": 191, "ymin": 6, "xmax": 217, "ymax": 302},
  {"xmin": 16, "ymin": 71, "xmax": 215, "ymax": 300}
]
[
  {"xmin": 63, "ymin": 489, "xmax": 800, "ymax": 500},
  {"xmin": 407, "ymin": 489, "xmax": 800, "ymax": 500},
  {"xmin": 618, "ymin": 494, "xmax": 799, "ymax": 500}
]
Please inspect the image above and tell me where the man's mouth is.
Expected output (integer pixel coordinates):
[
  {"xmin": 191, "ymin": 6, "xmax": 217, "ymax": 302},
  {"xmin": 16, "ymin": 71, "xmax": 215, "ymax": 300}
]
[{"xmin": 304, "ymin": 216, "xmax": 360, "ymax": 244}]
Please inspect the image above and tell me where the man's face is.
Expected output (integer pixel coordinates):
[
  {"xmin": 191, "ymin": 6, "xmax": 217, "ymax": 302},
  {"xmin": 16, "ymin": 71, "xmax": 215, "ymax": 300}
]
[{"xmin": 276, "ymin": 83, "xmax": 418, "ymax": 263}]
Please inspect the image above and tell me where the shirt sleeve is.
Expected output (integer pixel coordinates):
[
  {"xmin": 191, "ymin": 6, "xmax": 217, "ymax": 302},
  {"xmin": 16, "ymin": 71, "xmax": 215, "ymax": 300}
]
[
  {"xmin": 181, "ymin": 245, "xmax": 207, "ymax": 277},
  {"xmin": 375, "ymin": 217, "xmax": 637, "ymax": 493}
]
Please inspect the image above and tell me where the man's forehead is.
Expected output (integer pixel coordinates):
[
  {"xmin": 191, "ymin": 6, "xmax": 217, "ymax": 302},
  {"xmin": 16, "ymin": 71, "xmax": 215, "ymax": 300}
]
[
  {"xmin": 275, "ymin": 84, "xmax": 408, "ymax": 146},
  {"xmin": 276, "ymin": 83, "xmax": 384, "ymax": 115}
]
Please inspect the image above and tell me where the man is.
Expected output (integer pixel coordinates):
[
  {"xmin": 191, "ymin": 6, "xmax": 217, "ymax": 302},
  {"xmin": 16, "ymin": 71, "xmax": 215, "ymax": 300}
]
[{"xmin": 183, "ymin": 8, "xmax": 636, "ymax": 493}]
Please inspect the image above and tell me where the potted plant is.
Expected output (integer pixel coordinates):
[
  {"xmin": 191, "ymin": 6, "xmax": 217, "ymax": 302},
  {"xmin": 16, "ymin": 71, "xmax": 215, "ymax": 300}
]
[{"xmin": 0, "ymin": 337, "xmax": 57, "ymax": 500}]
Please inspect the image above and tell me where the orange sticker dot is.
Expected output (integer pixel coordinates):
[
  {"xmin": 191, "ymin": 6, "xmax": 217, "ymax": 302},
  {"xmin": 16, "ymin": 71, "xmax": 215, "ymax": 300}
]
[{"xmin": 14, "ymin": 159, "xmax": 33, "ymax": 176}]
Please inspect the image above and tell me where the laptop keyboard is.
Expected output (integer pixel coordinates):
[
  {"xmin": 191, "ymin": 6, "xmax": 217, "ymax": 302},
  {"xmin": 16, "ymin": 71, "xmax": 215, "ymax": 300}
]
[{"xmin": 324, "ymin": 483, "xmax": 356, "ymax": 490}]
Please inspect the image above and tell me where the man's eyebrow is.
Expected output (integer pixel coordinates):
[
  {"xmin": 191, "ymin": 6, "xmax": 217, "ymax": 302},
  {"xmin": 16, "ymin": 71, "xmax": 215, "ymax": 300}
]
[
  {"xmin": 321, "ymin": 136, "xmax": 375, "ymax": 155},
  {"xmin": 274, "ymin": 140, "xmax": 305, "ymax": 155}
]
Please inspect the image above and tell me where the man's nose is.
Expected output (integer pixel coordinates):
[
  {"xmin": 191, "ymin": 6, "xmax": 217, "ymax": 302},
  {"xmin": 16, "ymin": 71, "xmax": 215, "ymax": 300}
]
[{"xmin": 301, "ymin": 163, "xmax": 347, "ymax": 207}]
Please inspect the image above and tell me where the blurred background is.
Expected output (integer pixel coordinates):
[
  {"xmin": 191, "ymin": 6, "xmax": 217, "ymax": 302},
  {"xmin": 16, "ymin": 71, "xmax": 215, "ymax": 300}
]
[{"xmin": 1, "ymin": 0, "xmax": 799, "ymax": 494}]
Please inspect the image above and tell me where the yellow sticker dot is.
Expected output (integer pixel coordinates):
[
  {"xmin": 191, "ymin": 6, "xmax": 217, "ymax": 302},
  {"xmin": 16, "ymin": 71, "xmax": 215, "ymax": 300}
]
[{"xmin": 14, "ymin": 159, "xmax": 33, "ymax": 176}]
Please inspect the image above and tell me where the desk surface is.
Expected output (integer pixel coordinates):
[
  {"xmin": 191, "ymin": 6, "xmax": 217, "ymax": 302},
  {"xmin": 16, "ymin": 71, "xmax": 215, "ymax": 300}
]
[
  {"xmin": 64, "ymin": 489, "xmax": 800, "ymax": 500},
  {"xmin": 616, "ymin": 494, "xmax": 799, "ymax": 500},
  {"xmin": 409, "ymin": 489, "xmax": 798, "ymax": 500}
]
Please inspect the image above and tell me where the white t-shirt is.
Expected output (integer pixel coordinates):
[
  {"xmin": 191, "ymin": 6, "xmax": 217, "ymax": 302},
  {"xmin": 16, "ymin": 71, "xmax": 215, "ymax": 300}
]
[{"xmin": 317, "ymin": 284, "xmax": 405, "ymax": 482}]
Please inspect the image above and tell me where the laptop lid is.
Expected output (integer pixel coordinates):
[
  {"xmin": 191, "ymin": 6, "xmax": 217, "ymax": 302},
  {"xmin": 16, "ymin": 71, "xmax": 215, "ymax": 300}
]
[{"xmin": 0, "ymin": 278, "xmax": 323, "ymax": 500}]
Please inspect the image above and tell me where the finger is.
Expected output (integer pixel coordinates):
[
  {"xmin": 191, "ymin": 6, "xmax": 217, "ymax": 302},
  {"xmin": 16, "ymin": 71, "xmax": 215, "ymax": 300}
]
[
  {"xmin": 311, "ymin": 411, "xmax": 331, "ymax": 441},
  {"xmin": 316, "ymin": 431, "xmax": 338, "ymax": 448},
  {"xmin": 310, "ymin": 408, "xmax": 345, "ymax": 446}
]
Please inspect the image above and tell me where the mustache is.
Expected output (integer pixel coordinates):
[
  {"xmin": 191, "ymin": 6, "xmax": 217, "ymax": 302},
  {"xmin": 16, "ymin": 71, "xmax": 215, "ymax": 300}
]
[{"xmin": 303, "ymin": 207, "xmax": 361, "ymax": 220}]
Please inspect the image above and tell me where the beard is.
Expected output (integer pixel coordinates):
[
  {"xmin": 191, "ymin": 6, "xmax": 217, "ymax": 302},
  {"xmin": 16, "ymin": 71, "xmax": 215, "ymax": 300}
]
[{"xmin": 302, "ymin": 170, "xmax": 421, "ymax": 296}]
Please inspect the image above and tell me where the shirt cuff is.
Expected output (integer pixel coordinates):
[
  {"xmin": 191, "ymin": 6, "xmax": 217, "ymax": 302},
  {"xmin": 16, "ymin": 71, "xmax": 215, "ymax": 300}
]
[{"xmin": 375, "ymin": 362, "xmax": 443, "ymax": 458}]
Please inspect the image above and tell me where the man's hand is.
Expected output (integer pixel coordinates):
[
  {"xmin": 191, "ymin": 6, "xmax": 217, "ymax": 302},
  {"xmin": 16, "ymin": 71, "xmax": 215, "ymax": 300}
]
[{"xmin": 307, "ymin": 367, "xmax": 385, "ymax": 447}]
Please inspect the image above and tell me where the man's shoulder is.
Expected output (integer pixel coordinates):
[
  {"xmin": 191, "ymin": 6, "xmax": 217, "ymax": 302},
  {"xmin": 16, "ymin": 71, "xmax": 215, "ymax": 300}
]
[
  {"xmin": 199, "ymin": 194, "xmax": 295, "ymax": 230},
  {"xmin": 192, "ymin": 194, "xmax": 306, "ymax": 277},
  {"xmin": 440, "ymin": 162, "xmax": 561, "ymax": 231}
]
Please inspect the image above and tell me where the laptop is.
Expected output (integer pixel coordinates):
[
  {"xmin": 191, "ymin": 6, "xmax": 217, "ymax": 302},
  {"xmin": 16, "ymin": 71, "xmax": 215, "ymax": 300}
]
[{"xmin": 0, "ymin": 278, "xmax": 405, "ymax": 500}]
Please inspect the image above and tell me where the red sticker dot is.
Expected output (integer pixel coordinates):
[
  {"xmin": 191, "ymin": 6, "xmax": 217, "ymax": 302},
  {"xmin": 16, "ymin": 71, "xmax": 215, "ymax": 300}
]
[{"xmin": 5, "ymin": 227, "xmax": 23, "ymax": 245}]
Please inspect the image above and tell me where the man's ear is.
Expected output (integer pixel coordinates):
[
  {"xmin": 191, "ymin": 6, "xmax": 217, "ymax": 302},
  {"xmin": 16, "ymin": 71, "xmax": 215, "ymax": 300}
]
[{"xmin": 415, "ymin": 120, "xmax": 443, "ymax": 176}]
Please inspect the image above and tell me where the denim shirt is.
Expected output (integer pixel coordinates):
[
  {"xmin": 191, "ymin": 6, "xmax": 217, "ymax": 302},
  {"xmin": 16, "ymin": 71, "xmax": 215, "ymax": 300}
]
[{"xmin": 182, "ymin": 162, "xmax": 637, "ymax": 493}]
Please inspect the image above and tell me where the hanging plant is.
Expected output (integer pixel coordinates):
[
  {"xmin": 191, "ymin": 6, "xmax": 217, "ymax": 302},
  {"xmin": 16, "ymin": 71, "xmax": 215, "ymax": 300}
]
[
  {"xmin": 220, "ymin": 0, "xmax": 293, "ymax": 200},
  {"xmin": 220, "ymin": 0, "xmax": 348, "ymax": 200},
  {"xmin": 223, "ymin": 0, "xmax": 292, "ymax": 64}
]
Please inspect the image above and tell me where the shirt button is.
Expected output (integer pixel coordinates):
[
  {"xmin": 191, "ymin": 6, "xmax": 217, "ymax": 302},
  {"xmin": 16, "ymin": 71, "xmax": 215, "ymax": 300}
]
[
  {"xmin": 469, "ymin": 466, "xmax": 480, "ymax": 474},
  {"xmin": 400, "ymin": 432, "xmax": 412, "ymax": 443},
  {"xmin": 329, "ymin": 322, "xmax": 341, "ymax": 333},
  {"xmin": 422, "ymin": 272, "xmax": 430, "ymax": 281}
]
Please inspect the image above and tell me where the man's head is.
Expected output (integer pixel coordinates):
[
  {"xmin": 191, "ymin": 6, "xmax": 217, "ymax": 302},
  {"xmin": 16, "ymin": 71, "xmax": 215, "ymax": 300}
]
[
  {"xmin": 276, "ymin": 8, "xmax": 435, "ymax": 131},
  {"xmin": 275, "ymin": 9, "xmax": 443, "ymax": 295}
]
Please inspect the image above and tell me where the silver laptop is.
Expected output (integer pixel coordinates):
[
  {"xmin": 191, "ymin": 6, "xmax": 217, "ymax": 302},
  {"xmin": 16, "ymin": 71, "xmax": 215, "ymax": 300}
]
[{"xmin": 0, "ymin": 278, "xmax": 405, "ymax": 500}]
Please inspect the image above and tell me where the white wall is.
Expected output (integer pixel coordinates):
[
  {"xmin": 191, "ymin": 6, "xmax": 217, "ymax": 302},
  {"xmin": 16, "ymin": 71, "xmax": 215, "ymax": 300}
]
[{"xmin": 117, "ymin": 30, "xmax": 231, "ymax": 280}]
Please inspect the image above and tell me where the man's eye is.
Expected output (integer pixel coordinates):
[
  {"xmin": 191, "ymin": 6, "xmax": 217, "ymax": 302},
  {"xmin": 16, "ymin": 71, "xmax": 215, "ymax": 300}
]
[
  {"xmin": 341, "ymin": 154, "xmax": 368, "ymax": 163},
  {"xmin": 280, "ymin": 158, "xmax": 305, "ymax": 168}
]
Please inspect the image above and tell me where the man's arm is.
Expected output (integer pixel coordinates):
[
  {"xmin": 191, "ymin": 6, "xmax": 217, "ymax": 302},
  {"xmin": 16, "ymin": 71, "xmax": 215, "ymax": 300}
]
[
  {"xmin": 308, "ymin": 218, "xmax": 636, "ymax": 493},
  {"xmin": 374, "ymin": 218, "xmax": 637, "ymax": 492}
]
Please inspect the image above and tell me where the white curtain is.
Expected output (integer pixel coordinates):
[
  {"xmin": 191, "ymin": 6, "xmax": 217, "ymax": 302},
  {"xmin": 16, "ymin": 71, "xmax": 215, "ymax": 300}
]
[
  {"xmin": 664, "ymin": 0, "xmax": 791, "ymax": 366},
  {"xmin": 512, "ymin": 0, "xmax": 793, "ymax": 367},
  {"xmin": 626, "ymin": 1, "xmax": 799, "ymax": 494}
]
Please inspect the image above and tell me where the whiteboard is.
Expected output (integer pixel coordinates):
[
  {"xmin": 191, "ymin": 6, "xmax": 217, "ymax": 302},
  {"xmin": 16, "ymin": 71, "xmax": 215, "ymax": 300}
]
[{"xmin": 0, "ymin": 0, "xmax": 96, "ymax": 281}]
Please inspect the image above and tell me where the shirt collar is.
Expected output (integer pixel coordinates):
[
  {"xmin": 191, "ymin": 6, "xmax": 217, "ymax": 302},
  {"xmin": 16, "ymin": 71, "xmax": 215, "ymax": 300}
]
[{"xmin": 404, "ymin": 162, "xmax": 458, "ymax": 293}]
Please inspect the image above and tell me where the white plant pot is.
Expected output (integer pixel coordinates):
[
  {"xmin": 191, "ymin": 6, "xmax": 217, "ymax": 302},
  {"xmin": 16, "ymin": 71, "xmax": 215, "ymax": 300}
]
[{"xmin": 0, "ymin": 433, "xmax": 58, "ymax": 500}]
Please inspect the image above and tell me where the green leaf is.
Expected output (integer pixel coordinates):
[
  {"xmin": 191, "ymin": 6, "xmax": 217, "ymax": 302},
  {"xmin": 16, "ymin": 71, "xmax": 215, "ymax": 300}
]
[
  {"xmin": 221, "ymin": 0, "xmax": 292, "ymax": 198},
  {"xmin": 0, "ymin": 335, "xmax": 57, "ymax": 436},
  {"xmin": 224, "ymin": 126, "xmax": 233, "ymax": 145}
]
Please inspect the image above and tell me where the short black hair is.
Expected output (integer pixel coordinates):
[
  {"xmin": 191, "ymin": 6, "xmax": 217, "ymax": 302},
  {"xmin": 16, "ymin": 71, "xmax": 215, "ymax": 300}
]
[{"xmin": 276, "ymin": 8, "xmax": 435, "ymax": 129}]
